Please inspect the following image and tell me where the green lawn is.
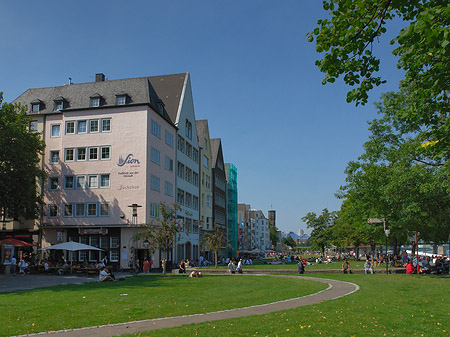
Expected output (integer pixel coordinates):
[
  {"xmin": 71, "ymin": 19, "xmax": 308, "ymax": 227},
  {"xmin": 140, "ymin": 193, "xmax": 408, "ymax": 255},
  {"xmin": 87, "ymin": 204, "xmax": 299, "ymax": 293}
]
[
  {"xmin": 128, "ymin": 274, "xmax": 450, "ymax": 337},
  {"xmin": 0, "ymin": 274, "xmax": 326, "ymax": 336}
]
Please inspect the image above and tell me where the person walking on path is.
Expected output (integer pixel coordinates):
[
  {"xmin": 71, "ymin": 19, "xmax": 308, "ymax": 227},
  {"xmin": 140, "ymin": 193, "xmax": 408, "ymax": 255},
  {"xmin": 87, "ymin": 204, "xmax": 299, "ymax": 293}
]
[
  {"xmin": 298, "ymin": 259, "xmax": 305, "ymax": 274},
  {"xmin": 10, "ymin": 256, "xmax": 17, "ymax": 276},
  {"xmin": 228, "ymin": 259, "xmax": 236, "ymax": 274},
  {"xmin": 237, "ymin": 259, "xmax": 243, "ymax": 274}
]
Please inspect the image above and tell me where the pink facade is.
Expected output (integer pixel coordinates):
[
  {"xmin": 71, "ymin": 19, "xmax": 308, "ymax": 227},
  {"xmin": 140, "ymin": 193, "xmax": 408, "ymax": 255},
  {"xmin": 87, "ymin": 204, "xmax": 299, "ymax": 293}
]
[{"xmin": 42, "ymin": 105, "xmax": 176, "ymax": 267}]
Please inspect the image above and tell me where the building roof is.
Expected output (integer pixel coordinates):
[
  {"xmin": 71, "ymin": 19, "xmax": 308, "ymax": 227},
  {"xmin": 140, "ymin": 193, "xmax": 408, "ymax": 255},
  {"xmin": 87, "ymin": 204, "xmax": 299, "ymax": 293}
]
[
  {"xmin": 210, "ymin": 138, "xmax": 222, "ymax": 167},
  {"xmin": 12, "ymin": 73, "xmax": 189, "ymax": 128},
  {"xmin": 195, "ymin": 119, "xmax": 210, "ymax": 147}
]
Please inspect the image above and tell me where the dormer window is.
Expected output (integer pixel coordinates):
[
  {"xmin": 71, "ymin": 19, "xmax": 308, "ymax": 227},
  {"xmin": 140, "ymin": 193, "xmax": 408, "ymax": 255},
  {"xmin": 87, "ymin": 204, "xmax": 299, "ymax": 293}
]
[
  {"xmin": 156, "ymin": 99, "xmax": 165, "ymax": 113},
  {"xmin": 115, "ymin": 93, "xmax": 128, "ymax": 105},
  {"xmin": 30, "ymin": 99, "xmax": 42, "ymax": 113},
  {"xmin": 53, "ymin": 97, "xmax": 67, "ymax": 111},
  {"xmin": 90, "ymin": 93, "xmax": 103, "ymax": 107}
]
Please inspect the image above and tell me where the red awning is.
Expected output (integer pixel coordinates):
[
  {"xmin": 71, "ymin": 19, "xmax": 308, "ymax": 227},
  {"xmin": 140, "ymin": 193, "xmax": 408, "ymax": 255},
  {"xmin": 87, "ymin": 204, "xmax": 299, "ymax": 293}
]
[{"xmin": 0, "ymin": 238, "xmax": 36, "ymax": 247}]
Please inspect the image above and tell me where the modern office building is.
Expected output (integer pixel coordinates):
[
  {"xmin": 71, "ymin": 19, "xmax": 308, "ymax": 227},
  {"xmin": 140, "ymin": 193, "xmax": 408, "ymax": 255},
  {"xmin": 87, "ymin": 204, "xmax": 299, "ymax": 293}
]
[
  {"xmin": 225, "ymin": 163, "xmax": 238, "ymax": 257},
  {"xmin": 13, "ymin": 73, "xmax": 179, "ymax": 269}
]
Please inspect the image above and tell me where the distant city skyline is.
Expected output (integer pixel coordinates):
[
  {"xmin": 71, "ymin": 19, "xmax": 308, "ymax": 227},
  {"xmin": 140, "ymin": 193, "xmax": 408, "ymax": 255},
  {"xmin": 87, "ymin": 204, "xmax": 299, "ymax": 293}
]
[{"xmin": 0, "ymin": 1, "xmax": 404, "ymax": 233}]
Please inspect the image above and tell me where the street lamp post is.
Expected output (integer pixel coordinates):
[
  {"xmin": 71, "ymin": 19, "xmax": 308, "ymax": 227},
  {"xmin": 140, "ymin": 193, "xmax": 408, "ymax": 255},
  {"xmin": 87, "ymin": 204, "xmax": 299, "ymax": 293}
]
[
  {"xmin": 368, "ymin": 218, "xmax": 389, "ymax": 274},
  {"xmin": 128, "ymin": 203, "xmax": 142, "ymax": 271}
]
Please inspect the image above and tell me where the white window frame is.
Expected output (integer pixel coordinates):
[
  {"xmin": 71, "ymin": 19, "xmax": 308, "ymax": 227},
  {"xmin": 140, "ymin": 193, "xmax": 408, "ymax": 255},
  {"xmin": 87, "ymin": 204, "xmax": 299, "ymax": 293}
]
[
  {"xmin": 89, "ymin": 119, "xmax": 99, "ymax": 133},
  {"xmin": 100, "ymin": 174, "xmax": 110, "ymax": 188},
  {"xmin": 50, "ymin": 150, "xmax": 60, "ymax": 164},
  {"xmin": 100, "ymin": 146, "xmax": 111, "ymax": 160},
  {"xmin": 77, "ymin": 120, "xmax": 87, "ymax": 134},
  {"xmin": 88, "ymin": 175, "xmax": 98, "ymax": 188},
  {"xmin": 77, "ymin": 147, "xmax": 87, "ymax": 161},
  {"xmin": 51, "ymin": 124, "xmax": 61, "ymax": 138},
  {"xmin": 101, "ymin": 118, "xmax": 111, "ymax": 132},
  {"xmin": 65, "ymin": 121, "xmax": 75, "ymax": 135},
  {"xmin": 89, "ymin": 147, "xmax": 98, "ymax": 160},
  {"xmin": 100, "ymin": 203, "xmax": 109, "ymax": 216},
  {"xmin": 87, "ymin": 203, "xmax": 97, "ymax": 216},
  {"xmin": 76, "ymin": 175, "xmax": 86, "ymax": 189}
]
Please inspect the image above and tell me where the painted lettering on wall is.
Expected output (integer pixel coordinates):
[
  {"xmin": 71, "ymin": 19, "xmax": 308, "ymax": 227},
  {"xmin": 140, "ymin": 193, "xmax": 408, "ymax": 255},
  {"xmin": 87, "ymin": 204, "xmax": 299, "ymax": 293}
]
[{"xmin": 117, "ymin": 154, "xmax": 141, "ymax": 167}]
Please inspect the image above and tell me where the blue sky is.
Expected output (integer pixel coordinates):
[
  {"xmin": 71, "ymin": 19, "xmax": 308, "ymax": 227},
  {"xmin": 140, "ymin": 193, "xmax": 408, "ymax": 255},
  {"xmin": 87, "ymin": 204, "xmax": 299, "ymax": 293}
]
[{"xmin": 0, "ymin": 1, "xmax": 405, "ymax": 233}]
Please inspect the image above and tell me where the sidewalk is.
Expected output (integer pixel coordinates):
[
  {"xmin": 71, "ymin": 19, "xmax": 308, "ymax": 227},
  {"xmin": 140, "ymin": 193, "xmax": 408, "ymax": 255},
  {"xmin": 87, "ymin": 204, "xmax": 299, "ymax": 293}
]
[{"xmin": 0, "ymin": 272, "xmax": 133, "ymax": 293}]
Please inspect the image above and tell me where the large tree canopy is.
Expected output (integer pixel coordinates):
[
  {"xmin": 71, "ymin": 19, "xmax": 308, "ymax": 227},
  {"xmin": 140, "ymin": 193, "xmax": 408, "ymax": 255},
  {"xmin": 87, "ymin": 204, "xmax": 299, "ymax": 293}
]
[{"xmin": 0, "ymin": 93, "xmax": 45, "ymax": 220}]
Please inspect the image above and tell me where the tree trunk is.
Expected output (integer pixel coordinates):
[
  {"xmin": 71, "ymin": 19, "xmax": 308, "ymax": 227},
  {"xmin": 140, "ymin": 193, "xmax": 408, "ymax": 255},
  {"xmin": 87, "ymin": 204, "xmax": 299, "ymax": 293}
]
[{"xmin": 214, "ymin": 250, "xmax": 218, "ymax": 268}]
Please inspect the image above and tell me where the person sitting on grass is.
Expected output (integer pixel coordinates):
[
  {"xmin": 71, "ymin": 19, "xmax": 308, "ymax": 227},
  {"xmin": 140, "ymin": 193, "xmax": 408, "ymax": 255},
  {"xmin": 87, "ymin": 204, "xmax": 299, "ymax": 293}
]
[
  {"xmin": 406, "ymin": 261, "xmax": 415, "ymax": 274},
  {"xmin": 189, "ymin": 271, "xmax": 203, "ymax": 278},
  {"xmin": 99, "ymin": 267, "xmax": 116, "ymax": 282},
  {"xmin": 342, "ymin": 259, "xmax": 351, "ymax": 274},
  {"xmin": 364, "ymin": 260, "xmax": 373, "ymax": 274}
]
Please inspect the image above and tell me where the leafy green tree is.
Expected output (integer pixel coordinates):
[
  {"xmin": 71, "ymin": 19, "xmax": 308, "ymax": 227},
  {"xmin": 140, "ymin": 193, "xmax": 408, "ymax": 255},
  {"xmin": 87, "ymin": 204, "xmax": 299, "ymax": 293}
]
[
  {"xmin": 302, "ymin": 209, "xmax": 336, "ymax": 255},
  {"xmin": 202, "ymin": 222, "xmax": 227, "ymax": 268},
  {"xmin": 281, "ymin": 236, "xmax": 297, "ymax": 248},
  {"xmin": 135, "ymin": 202, "xmax": 180, "ymax": 276},
  {"xmin": 0, "ymin": 93, "xmax": 45, "ymax": 221},
  {"xmin": 269, "ymin": 225, "xmax": 279, "ymax": 249}
]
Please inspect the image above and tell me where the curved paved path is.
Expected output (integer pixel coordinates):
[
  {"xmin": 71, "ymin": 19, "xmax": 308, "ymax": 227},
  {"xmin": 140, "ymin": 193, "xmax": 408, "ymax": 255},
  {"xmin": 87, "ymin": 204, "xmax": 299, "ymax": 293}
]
[{"xmin": 18, "ymin": 275, "xmax": 359, "ymax": 337}]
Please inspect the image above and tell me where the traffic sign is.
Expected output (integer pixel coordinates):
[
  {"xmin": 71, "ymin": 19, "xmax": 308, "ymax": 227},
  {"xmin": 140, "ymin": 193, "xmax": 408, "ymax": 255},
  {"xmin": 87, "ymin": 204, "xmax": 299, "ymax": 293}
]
[{"xmin": 368, "ymin": 218, "xmax": 385, "ymax": 223}]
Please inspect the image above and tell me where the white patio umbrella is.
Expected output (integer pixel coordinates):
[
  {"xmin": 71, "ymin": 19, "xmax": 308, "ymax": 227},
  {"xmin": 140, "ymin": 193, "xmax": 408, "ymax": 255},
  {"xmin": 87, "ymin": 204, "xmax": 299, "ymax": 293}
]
[
  {"xmin": 41, "ymin": 241, "xmax": 103, "ymax": 252},
  {"xmin": 41, "ymin": 241, "xmax": 104, "ymax": 273}
]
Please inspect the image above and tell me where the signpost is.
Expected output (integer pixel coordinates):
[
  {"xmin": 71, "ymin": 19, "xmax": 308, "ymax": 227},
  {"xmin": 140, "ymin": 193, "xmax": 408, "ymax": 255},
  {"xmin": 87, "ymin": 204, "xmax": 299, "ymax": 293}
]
[{"xmin": 368, "ymin": 218, "xmax": 389, "ymax": 274}]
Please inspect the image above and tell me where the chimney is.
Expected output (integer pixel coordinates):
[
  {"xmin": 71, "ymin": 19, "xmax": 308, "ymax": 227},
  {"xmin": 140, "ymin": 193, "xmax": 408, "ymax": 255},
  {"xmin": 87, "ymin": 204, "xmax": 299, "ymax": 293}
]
[{"xmin": 95, "ymin": 73, "xmax": 105, "ymax": 82}]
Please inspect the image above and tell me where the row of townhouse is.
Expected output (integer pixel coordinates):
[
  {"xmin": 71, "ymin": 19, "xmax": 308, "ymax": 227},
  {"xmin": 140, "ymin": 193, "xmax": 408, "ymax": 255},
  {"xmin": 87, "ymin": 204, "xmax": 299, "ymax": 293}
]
[
  {"xmin": 5, "ymin": 72, "xmax": 239, "ymax": 270},
  {"xmin": 237, "ymin": 204, "xmax": 272, "ymax": 253}
]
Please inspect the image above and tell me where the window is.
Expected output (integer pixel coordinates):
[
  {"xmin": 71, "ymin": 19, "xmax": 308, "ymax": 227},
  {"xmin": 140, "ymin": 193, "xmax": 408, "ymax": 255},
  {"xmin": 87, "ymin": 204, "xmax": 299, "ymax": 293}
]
[
  {"xmin": 76, "ymin": 176, "xmax": 85, "ymax": 189},
  {"xmin": 150, "ymin": 202, "xmax": 160, "ymax": 218},
  {"xmin": 50, "ymin": 151, "xmax": 59, "ymax": 164},
  {"xmin": 101, "ymin": 146, "xmax": 110, "ymax": 160},
  {"xmin": 151, "ymin": 147, "xmax": 160, "ymax": 165},
  {"xmin": 177, "ymin": 135, "xmax": 185, "ymax": 153},
  {"xmin": 75, "ymin": 203, "xmax": 85, "ymax": 217},
  {"xmin": 203, "ymin": 155, "xmax": 209, "ymax": 168},
  {"xmin": 165, "ymin": 156, "xmax": 173, "ymax": 171},
  {"xmin": 65, "ymin": 121, "xmax": 75, "ymax": 134},
  {"xmin": 206, "ymin": 195, "xmax": 211, "ymax": 208},
  {"xmin": 64, "ymin": 204, "xmax": 73, "ymax": 217},
  {"xmin": 77, "ymin": 147, "xmax": 87, "ymax": 161},
  {"xmin": 193, "ymin": 172, "xmax": 199, "ymax": 187},
  {"xmin": 150, "ymin": 175, "xmax": 160, "ymax": 192},
  {"xmin": 88, "ymin": 175, "xmax": 98, "ymax": 188},
  {"xmin": 185, "ymin": 193, "xmax": 192, "ymax": 208},
  {"xmin": 30, "ymin": 121, "xmax": 38, "ymax": 132},
  {"xmin": 77, "ymin": 120, "xmax": 87, "ymax": 133},
  {"xmin": 55, "ymin": 101, "xmax": 64, "ymax": 111},
  {"xmin": 165, "ymin": 130, "xmax": 174, "ymax": 148},
  {"xmin": 65, "ymin": 148, "xmax": 74, "ymax": 161},
  {"xmin": 87, "ymin": 203, "xmax": 97, "ymax": 216},
  {"xmin": 177, "ymin": 162, "xmax": 184, "ymax": 179},
  {"xmin": 100, "ymin": 237, "xmax": 108, "ymax": 249},
  {"xmin": 100, "ymin": 174, "xmax": 110, "ymax": 188},
  {"xmin": 89, "ymin": 147, "xmax": 98, "ymax": 160},
  {"xmin": 185, "ymin": 167, "xmax": 192, "ymax": 183},
  {"xmin": 110, "ymin": 251, "xmax": 119, "ymax": 262},
  {"xmin": 193, "ymin": 148, "xmax": 199, "ymax": 163},
  {"xmin": 49, "ymin": 177, "xmax": 59, "ymax": 190},
  {"xmin": 186, "ymin": 142, "xmax": 192, "ymax": 158},
  {"xmin": 102, "ymin": 119, "xmax": 111, "ymax": 132},
  {"xmin": 90, "ymin": 97, "xmax": 100, "ymax": 107},
  {"xmin": 65, "ymin": 176, "xmax": 74, "ymax": 189},
  {"xmin": 193, "ymin": 196, "xmax": 199, "ymax": 210},
  {"xmin": 110, "ymin": 237, "xmax": 120, "ymax": 249},
  {"xmin": 51, "ymin": 124, "xmax": 61, "ymax": 137},
  {"xmin": 115, "ymin": 95, "xmax": 126, "ymax": 105},
  {"xmin": 48, "ymin": 205, "xmax": 58, "ymax": 218},
  {"xmin": 90, "ymin": 120, "xmax": 99, "ymax": 132},
  {"xmin": 151, "ymin": 120, "xmax": 161, "ymax": 139},
  {"xmin": 177, "ymin": 189, "xmax": 184, "ymax": 205},
  {"xmin": 165, "ymin": 181, "xmax": 173, "ymax": 196},
  {"xmin": 31, "ymin": 103, "xmax": 40, "ymax": 113},
  {"xmin": 185, "ymin": 119, "xmax": 192, "ymax": 139},
  {"xmin": 100, "ymin": 203, "xmax": 109, "ymax": 216}
]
